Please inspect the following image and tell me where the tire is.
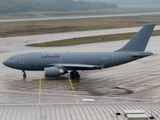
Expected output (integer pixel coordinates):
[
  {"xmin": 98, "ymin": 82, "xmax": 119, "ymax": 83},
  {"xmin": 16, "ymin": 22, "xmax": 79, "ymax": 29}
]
[
  {"xmin": 23, "ymin": 74, "xmax": 26, "ymax": 78},
  {"xmin": 76, "ymin": 74, "xmax": 80, "ymax": 79}
]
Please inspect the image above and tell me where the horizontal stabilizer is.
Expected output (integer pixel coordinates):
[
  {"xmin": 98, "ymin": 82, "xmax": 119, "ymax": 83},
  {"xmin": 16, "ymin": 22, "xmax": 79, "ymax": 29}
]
[{"xmin": 131, "ymin": 52, "xmax": 153, "ymax": 58}]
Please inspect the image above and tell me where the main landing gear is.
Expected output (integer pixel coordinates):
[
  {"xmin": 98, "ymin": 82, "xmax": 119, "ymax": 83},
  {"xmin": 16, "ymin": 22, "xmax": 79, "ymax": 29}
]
[
  {"xmin": 70, "ymin": 70, "xmax": 80, "ymax": 80},
  {"xmin": 22, "ymin": 70, "xmax": 26, "ymax": 78}
]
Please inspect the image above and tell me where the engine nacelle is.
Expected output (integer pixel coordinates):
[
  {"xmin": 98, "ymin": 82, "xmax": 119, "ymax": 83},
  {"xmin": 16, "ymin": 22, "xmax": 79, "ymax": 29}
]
[{"xmin": 44, "ymin": 67, "xmax": 65, "ymax": 77}]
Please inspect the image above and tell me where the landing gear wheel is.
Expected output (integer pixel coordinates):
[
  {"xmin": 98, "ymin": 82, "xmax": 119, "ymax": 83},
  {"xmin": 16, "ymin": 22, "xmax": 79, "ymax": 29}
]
[
  {"xmin": 75, "ymin": 74, "xmax": 80, "ymax": 79},
  {"xmin": 23, "ymin": 73, "xmax": 26, "ymax": 78},
  {"xmin": 70, "ymin": 70, "xmax": 80, "ymax": 80},
  {"xmin": 22, "ymin": 70, "xmax": 26, "ymax": 78}
]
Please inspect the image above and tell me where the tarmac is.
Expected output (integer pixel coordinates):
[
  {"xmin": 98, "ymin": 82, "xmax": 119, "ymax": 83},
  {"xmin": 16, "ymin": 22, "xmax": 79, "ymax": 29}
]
[
  {"xmin": 1, "ymin": 12, "xmax": 160, "ymax": 22},
  {"xmin": 0, "ymin": 28, "xmax": 160, "ymax": 119}
]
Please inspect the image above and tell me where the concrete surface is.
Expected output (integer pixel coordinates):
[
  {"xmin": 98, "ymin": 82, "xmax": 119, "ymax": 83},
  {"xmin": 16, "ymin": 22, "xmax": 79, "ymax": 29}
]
[
  {"xmin": 0, "ymin": 28, "xmax": 160, "ymax": 120},
  {"xmin": 1, "ymin": 12, "xmax": 160, "ymax": 22},
  {"xmin": 0, "ymin": 35, "xmax": 160, "ymax": 104}
]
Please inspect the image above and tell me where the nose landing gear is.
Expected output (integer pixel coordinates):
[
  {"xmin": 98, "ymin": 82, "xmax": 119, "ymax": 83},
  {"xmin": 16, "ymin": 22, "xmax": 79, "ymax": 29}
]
[{"xmin": 22, "ymin": 70, "xmax": 26, "ymax": 78}]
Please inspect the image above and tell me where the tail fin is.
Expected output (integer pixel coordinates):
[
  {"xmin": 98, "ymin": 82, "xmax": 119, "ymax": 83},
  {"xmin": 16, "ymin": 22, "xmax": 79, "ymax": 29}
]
[{"xmin": 116, "ymin": 24, "xmax": 155, "ymax": 52}]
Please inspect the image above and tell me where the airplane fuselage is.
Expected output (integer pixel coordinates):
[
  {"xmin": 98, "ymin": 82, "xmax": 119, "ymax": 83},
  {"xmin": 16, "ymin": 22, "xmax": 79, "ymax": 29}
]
[{"xmin": 5, "ymin": 51, "xmax": 146, "ymax": 71}]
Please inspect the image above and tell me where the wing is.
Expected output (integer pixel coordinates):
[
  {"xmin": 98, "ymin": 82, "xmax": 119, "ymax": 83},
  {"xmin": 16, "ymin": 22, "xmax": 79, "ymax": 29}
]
[{"xmin": 49, "ymin": 63, "xmax": 102, "ymax": 70}]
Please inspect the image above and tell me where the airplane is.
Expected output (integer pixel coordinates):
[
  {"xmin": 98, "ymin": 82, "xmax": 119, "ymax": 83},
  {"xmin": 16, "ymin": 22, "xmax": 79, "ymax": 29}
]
[{"xmin": 3, "ymin": 24, "xmax": 155, "ymax": 79}]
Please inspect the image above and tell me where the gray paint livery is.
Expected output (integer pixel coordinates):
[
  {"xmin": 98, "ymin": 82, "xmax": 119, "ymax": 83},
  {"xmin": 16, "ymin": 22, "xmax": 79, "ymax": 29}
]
[{"xmin": 3, "ymin": 24, "xmax": 155, "ymax": 79}]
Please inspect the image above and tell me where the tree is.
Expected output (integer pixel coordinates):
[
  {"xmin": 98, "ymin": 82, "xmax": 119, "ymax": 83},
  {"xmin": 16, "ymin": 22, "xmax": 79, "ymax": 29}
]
[{"xmin": 0, "ymin": 0, "xmax": 118, "ymax": 14}]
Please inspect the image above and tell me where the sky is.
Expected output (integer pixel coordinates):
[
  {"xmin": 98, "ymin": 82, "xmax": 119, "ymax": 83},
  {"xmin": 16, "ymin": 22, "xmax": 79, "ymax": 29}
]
[{"xmin": 84, "ymin": 0, "xmax": 160, "ymax": 5}]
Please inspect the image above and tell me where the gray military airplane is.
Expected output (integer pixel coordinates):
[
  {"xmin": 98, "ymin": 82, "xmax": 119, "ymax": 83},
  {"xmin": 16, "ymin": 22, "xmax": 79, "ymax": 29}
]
[{"xmin": 3, "ymin": 24, "xmax": 155, "ymax": 79}]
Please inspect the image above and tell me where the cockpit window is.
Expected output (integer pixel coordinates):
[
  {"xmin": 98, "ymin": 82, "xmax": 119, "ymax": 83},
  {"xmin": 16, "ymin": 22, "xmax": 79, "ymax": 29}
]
[{"xmin": 10, "ymin": 57, "xmax": 14, "ymax": 60}]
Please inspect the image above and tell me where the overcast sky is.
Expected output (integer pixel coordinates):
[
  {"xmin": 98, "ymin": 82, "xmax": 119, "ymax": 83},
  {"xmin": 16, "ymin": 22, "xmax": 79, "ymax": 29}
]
[{"xmin": 84, "ymin": 0, "xmax": 160, "ymax": 5}]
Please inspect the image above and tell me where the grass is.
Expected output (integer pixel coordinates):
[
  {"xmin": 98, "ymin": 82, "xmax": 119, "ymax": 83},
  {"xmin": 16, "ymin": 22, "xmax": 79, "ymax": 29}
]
[
  {"xmin": 0, "ymin": 6, "xmax": 159, "ymax": 39},
  {"xmin": 27, "ymin": 30, "xmax": 160, "ymax": 47},
  {"xmin": 0, "ymin": 12, "xmax": 40, "ymax": 19},
  {"xmin": 0, "ymin": 15, "xmax": 160, "ymax": 38}
]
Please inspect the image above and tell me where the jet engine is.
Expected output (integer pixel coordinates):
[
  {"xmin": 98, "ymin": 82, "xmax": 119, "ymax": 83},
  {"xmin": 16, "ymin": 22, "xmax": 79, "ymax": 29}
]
[{"xmin": 44, "ymin": 67, "xmax": 66, "ymax": 77}]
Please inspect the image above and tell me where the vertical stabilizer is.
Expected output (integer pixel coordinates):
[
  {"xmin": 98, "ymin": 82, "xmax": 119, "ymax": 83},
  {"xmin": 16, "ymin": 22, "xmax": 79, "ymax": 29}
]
[{"xmin": 116, "ymin": 24, "xmax": 155, "ymax": 52}]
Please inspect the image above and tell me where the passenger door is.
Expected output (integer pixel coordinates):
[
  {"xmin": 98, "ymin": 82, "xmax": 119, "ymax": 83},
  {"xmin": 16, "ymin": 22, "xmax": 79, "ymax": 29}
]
[
  {"xmin": 19, "ymin": 56, "xmax": 25, "ymax": 64},
  {"xmin": 112, "ymin": 54, "xmax": 117, "ymax": 62}
]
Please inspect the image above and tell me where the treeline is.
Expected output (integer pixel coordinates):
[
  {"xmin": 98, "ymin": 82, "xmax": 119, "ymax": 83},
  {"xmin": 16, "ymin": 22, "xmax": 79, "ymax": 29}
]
[{"xmin": 0, "ymin": 0, "xmax": 118, "ymax": 14}]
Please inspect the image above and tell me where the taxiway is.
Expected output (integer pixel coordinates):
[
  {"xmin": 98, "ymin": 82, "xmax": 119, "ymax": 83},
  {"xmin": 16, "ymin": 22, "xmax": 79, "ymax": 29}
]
[
  {"xmin": 0, "ymin": 12, "xmax": 160, "ymax": 22},
  {"xmin": 0, "ymin": 27, "xmax": 160, "ymax": 120}
]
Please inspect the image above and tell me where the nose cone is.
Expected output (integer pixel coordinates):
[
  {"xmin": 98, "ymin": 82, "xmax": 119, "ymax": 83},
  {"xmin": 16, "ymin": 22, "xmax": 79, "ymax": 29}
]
[
  {"xmin": 3, "ymin": 60, "xmax": 9, "ymax": 67},
  {"xmin": 3, "ymin": 59, "xmax": 13, "ymax": 68}
]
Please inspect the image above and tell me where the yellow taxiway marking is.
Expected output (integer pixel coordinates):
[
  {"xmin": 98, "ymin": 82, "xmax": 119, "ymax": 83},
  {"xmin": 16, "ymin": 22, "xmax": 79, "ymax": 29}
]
[
  {"xmin": 38, "ymin": 77, "xmax": 42, "ymax": 104},
  {"xmin": 69, "ymin": 78, "xmax": 79, "ymax": 103}
]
